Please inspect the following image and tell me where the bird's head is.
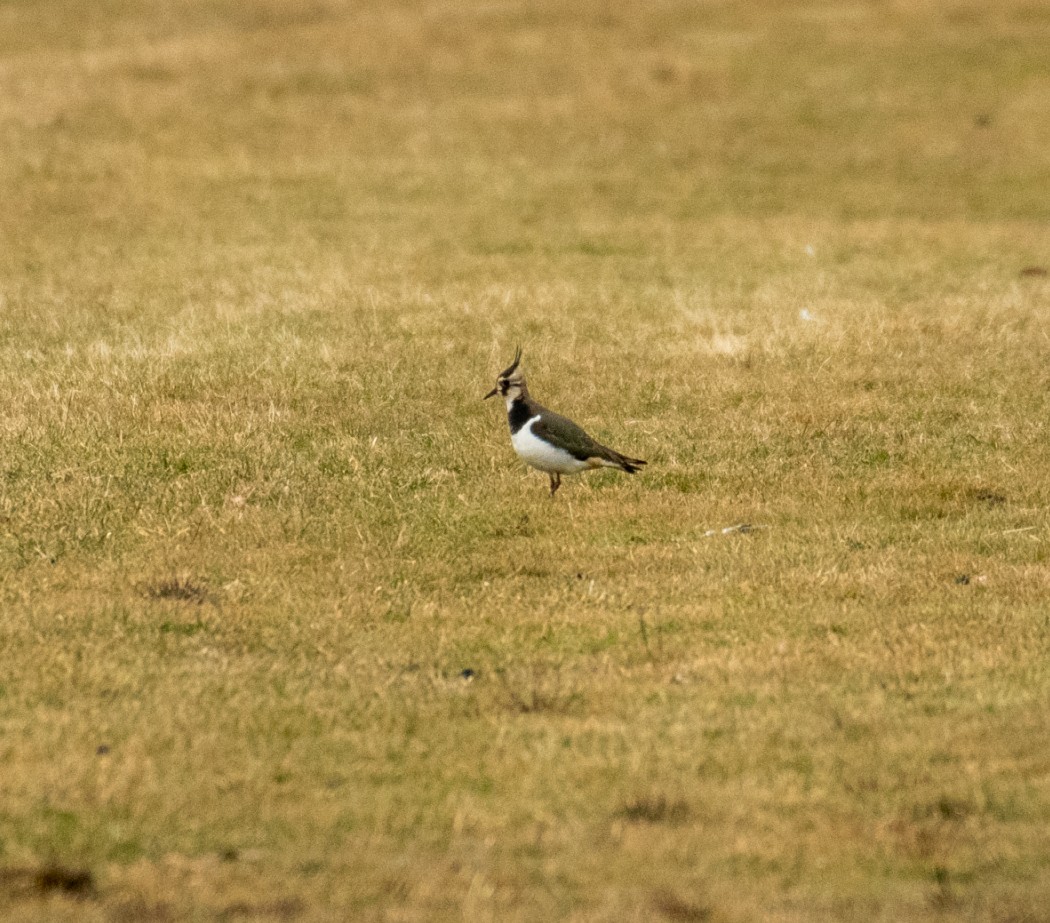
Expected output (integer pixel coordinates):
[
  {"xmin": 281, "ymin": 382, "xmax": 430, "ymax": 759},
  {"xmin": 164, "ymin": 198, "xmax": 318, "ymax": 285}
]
[{"xmin": 483, "ymin": 346, "xmax": 527, "ymax": 403}]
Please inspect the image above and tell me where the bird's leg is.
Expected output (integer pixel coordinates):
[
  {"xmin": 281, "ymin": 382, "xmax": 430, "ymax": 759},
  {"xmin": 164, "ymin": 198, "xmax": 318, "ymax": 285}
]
[{"xmin": 549, "ymin": 473, "xmax": 561, "ymax": 498}]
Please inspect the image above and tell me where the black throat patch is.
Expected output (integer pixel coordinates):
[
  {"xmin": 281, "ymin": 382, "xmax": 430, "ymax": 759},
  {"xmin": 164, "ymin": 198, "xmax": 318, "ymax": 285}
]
[{"xmin": 507, "ymin": 399, "xmax": 534, "ymax": 434}]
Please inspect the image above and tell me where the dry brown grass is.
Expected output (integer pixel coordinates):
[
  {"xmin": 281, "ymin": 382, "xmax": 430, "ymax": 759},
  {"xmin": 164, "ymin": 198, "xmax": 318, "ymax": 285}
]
[{"xmin": 2, "ymin": 1, "xmax": 1050, "ymax": 920}]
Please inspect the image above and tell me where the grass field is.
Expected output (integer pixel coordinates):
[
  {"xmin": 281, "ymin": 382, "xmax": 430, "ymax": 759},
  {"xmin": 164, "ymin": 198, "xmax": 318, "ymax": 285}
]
[{"xmin": 3, "ymin": 1, "xmax": 1050, "ymax": 920}]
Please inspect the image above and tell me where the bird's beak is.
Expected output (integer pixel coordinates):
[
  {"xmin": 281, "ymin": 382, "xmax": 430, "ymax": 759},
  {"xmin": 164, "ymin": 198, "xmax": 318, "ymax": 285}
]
[{"xmin": 483, "ymin": 387, "xmax": 498, "ymax": 400}]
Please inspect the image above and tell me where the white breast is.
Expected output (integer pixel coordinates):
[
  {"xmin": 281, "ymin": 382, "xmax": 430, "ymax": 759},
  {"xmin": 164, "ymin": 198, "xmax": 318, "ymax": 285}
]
[{"xmin": 511, "ymin": 416, "xmax": 591, "ymax": 474}]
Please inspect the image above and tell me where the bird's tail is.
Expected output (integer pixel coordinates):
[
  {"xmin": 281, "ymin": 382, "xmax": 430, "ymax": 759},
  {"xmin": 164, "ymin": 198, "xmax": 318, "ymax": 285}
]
[{"xmin": 600, "ymin": 448, "xmax": 647, "ymax": 474}]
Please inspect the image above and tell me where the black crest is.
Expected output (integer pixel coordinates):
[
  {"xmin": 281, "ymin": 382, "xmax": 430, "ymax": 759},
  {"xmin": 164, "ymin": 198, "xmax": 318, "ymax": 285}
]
[{"xmin": 498, "ymin": 345, "xmax": 523, "ymax": 379}]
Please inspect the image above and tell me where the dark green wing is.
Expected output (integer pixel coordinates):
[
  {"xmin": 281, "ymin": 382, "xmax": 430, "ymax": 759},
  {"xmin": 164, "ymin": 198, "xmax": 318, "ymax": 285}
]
[{"xmin": 530, "ymin": 409, "xmax": 607, "ymax": 461}]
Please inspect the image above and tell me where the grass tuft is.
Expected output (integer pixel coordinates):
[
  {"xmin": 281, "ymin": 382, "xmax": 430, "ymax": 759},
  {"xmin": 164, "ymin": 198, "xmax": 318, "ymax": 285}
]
[
  {"xmin": 0, "ymin": 864, "xmax": 95, "ymax": 899},
  {"xmin": 619, "ymin": 795, "xmax": 692, "ymax": 826},
  {"xmin": 652, "ymin": 891, "xmax": 715, "ymax": 922},
  {"xmin": 142, "ymin": 576, "xmax": 211, "ymax": 605},
  {"xmin": 493, "ymin": 664, "xmax": 584, "ymax": 715}
]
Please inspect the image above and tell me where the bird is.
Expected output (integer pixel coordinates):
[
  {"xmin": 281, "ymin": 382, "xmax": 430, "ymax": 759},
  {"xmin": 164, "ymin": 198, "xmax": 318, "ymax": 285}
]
[{"xmin": 484, "ymin": 347, "xmax": 647, "ymax": 497}]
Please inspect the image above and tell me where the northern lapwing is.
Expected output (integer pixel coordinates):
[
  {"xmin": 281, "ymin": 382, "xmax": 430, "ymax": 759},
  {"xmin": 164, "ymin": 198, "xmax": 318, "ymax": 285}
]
[{"xmin": 484, "ymin": 347, "xmax": 647, "ymax": 497}]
